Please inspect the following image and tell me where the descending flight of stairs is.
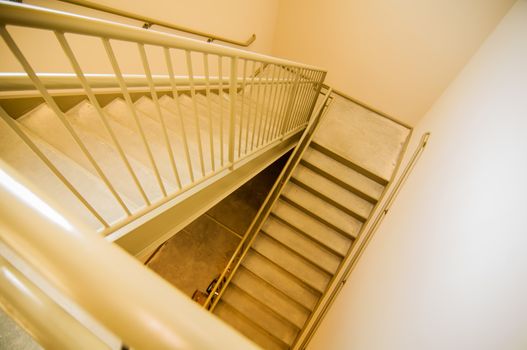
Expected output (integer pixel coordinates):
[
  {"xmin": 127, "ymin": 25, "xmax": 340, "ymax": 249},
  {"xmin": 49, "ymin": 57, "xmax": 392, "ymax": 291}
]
[
  {"xmin": 213, "ymin": 94, "xmax": 410, "ymax": 349},
  {"xmin": 0, "ymin": 86, "xmax": 284, "ymax": 233}
]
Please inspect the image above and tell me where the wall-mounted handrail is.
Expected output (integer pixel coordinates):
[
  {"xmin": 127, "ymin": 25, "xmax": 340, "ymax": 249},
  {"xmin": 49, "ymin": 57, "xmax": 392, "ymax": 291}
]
[
  {"xmin": 57, "ymin": 0, "xmax": 256, "ymax": 47},
  {"xmin": 0, "ymin": 2, "xmax": 322, "ymax": 71},
  {"xmin": 293, "ymin": 132, "xmax": 431, "ymax": 349},
  {"xmin": 0, "ymin": 161, "xmax": 260, "ymax": 349}
]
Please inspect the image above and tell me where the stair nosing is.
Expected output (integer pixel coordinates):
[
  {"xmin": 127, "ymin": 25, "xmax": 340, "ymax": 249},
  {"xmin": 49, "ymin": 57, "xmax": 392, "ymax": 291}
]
[
  {"xmin": 244, "ymin": 248, "xmax": 323, "ymax": 299},
  {"xmin": 217, "ymin": 299, "xmax": 290, "ymax": 349},
  {"xmin": 237, "ymin": 265, "xmax": 312, "ymax": 315},
  {"xmin": 289, "ymin": 176, "xmax": 369, "ymax": 223},
  {"xmin": 227, "ymin": 282, "xmax": 302, "ymax": 333},
  {"xmin": 269, "ymin": 212, "xmax": 346, "ymax": 259},
  {"xmin": 259, "ymin": 228, "xmax": 336, "ymax": 276},
  {"xmin": 299, "ymin": 158, "xmax": 379, "ymax": 204},
  {"xmin": 280, "ymin": 194, "xmax": 358, "ymax": 240},
  {"xmin": 310, "ymin": 141, "xmax": 389, "ymax": 186}
]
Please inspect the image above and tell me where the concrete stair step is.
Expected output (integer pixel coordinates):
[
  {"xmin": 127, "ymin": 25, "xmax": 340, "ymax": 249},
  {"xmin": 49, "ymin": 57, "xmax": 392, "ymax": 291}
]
[
  {"xmin": 69, "ymin": 100, "xmax": 180, "ymax": 191},
  {"xmin": 0, "ymin": 120, "xmax": 128, "ymax": 231},
  {"xmin": 301, "ymin": 146, "xmax": 384, "ymax": 203},
  {"xmin": 271, "ymin": 199, "xmax": 352, "ymax": 257},
  {"xmin": 231, "ymin": 266, "xmax": 310, "ymax": 329},
  {"xmin": 281, "ymin": 181, "xmax": 362, "ymax": 239},
  {"xmin": 18, "ymin": 103, "xmax": 156, "ymax": 208},
  {"xmin": 214, "ymin": 301, "xmax": 288, "ymax": 350},
  {"xmin": 242, "ymin": 250, "xmax": 319, "ymax": 310},
  {"xmin": 222, "ymin": 284, "xmax": 299, "ymax": 345},
  {"xmin": 291, "ymin": 163, "xmax": 373, "ymax": 222},
  {"xmin": 262, "ymin": 216, "xmax": 341, "ymax": 274},
  {"xmin": 252, "ymin": 233, "xmax": 331, "ymax": 293},
  {"xmin": 135, "ymin": 95, "xmax": 211, "ymax": 181}
]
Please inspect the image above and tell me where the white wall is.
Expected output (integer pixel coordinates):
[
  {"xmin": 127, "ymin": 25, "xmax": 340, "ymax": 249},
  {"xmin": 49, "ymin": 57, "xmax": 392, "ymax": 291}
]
[
  {"xmin": 309, "ymin": 0, "xmax": 527, "ymax": 349},
  {"xmin": 273, "ymin": 0, "xmax": 515, "ymax": 126}
]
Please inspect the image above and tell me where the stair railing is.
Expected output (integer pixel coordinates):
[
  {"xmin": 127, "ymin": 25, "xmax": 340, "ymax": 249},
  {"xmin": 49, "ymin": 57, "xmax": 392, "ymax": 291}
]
[
  {"xmin": 203, "ymin": 87, "xmax": 334, "ymax": 311},
  {"xmin": 0, "ymin": 161, "xmax": 260, "ymax": 349},
  {"xmin": 0, "ymin": 1, "xmax": 326, "ymax": 236}
]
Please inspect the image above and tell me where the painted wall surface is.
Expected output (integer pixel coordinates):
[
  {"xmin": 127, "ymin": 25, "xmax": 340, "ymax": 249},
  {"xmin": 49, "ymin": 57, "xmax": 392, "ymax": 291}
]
[
  {"xmin": 272, "ymin": 0, "xmax": 515, "ymax": 126},
  {"xmin": 309, "ymin": 1, "xmax": 527, "ymax": 349},
  {"xmin": 0, "ymin": 0, "xmax": 279, "ymax": 75}
]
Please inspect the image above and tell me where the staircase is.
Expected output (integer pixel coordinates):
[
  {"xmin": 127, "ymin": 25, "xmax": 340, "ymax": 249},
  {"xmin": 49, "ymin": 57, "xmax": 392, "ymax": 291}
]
[{"xmin": 211, "ymin": 94, "xmax": 411, "ymax": 349}]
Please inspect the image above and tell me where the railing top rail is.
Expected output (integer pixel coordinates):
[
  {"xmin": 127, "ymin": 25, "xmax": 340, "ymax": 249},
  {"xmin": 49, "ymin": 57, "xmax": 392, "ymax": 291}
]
[
  {"xmin": 0, "ymin": 162, "xmax": 259, "ymax": 350},
  {"xmin": 58, "ymin": 0, "xmax": 256, "ymax": 47},
  {"xmin": 0, "ymin": 1, "xmax": 326, "ymax": 72}
]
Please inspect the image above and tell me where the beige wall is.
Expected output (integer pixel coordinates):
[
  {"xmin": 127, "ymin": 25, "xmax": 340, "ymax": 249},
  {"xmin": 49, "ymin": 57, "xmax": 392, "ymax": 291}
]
[
  {"xmin": 1, "ymin": 0, "xmax": 279, "ymax": 75},
  {"xmin": 272, "ymin": 0, "xmax": 515, "ymax": 126},
  {"xmin": 309, "ymin": 1, "xmax": 527, "ymax": 349}
]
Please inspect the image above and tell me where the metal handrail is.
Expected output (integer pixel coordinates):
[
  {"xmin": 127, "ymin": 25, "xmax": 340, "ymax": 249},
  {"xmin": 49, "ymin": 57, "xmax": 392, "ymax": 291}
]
[
  {"xmin": 202, "ymin": 87, "xmax": 333, "ymax": 311},
  {"xmin": 293, "ymin": 132, "xmax": 431, "ymax": 349},
  {"xmin": 0, "ymin": 0, "xmax": 325, "ymax": 236},
  {"xmin": 0, "ymin": 161, "xmax": 260, "ymax": 349},
  {"xmin": 0, "ymin": 2, "xmax": 323, "ymax": 71},
  {"xmin": 58, "ymin": 0, "xmax": 257, "ymax": 47}
]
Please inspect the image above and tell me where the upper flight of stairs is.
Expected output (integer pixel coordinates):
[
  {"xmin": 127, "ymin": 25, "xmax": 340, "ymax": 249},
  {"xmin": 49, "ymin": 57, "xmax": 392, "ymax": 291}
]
[
  {"xmin": 0, "ymin": 85, "xmax": 285, "ymax": 234},
  {"xmin": 213, "ymin": 94, "xmax": 410, "ymax": 349}
]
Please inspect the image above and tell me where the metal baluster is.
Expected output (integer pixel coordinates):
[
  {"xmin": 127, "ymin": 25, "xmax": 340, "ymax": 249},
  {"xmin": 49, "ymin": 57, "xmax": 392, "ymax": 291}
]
[
  {"xmin": 138, "ymin": 43, "xmax": 181, "ymax": 190},
  {"xmin": 0, "ymin": 106, "xmax": 109, "ymax": 228},
  {"xmin": 244, "ymin": 60, "xmax": 257, "ymax": 154},
  {"xmin": 184, "ymin": 50, "xmax": 206, "ymax": 177},
  {"xmin": 102, "ymin": 38, "xmax": 167, "ymax": 197},
  {"xmin": 202, "ymin": 53, "xmax": 215, "ymax": 171},
  {"xmin": 217, "ymin": 56, "xmax": 224, "ymax": 166},
  {"xmin": 55, "ymin": 32, "xmax": 151, "ymax": 205},
  {"xmin": 228, "ymin": 56, "xmax": 237, "ymax": 167},
  {"xmin": 237, "ymin": 59, "xmax": 248, "ymax": 158},
  {"xmin": 250, "ymin": 62, "xmax": 264, "ymax": 151},
  {"xmin": 164, "ymin": 47, "xmax": 195, "ymax": 183},
  {"xmin": 0, "ymin": 27, "xmax": 131, "ymax": 215}
]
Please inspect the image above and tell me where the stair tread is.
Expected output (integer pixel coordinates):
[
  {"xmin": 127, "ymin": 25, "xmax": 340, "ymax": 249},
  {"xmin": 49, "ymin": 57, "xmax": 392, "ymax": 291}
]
[
  {"xmin": 18, "ymin": 103, "xmax": 157, "ymax": 209},
  {"xmin": 222, "ymin": 284, "xmax": 299, "ymax": 345},
  {"xmin": 281, "ymin": 181, "xmax": 362, "ymax": 239},
  {"xmin": 292, "ymin": 163, "xmax": 373, "ymax": 220},
  {"xmin": 262, "ymin": 216, "xmax": 341, "ymax": 274},
  {"xmin": 215, "ymin": 301, "xmax": 287, "ymax": 350},
  {"xmin": 312, "ymin": 94, "xmax": 409, "ymax": 181},
  {"xmin": 231, "ymin": 267, "xmax": 310, "ymax": 329},
  {"xmin": 69, "ymin": 100, "xmax": 181, "ymax": 191},
  {"xmin": 135, "ymin": 95, "xmax": 209, "ymax": 179},
  {"xmin": 0, "ymin": 120, "xmax": 127, "ymax": 231},
  {"xmin": 252, "ymin": 233, "xmax": 330, "ymax": 293},
  {"xmin": 272, "ymin": 199, "xmax": 351, "ymax": 257},
  {"xmin": 242, "ymin": 250, "xmax": 319, "ymax": 310},
  {"xmin": 302, "ymin": 147, "xmax": 384, "ymax": 202}
]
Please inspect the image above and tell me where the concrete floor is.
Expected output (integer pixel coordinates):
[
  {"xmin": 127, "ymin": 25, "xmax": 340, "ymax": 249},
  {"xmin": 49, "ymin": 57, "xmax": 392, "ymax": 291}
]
[
  {"xmin": 147, "ymin": 153, "xmax": 289, "ymax": 298},
  {"xmin": 0, "ymin": 308, "xmax": 41, "ymax": 350}
]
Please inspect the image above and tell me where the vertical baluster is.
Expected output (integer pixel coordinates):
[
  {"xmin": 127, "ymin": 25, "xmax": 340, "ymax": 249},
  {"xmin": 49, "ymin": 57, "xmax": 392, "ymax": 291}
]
[
  {"xmin": 250, "ymin": 62, "xmax": 264, "ymax": 151},
  {"xmin": 164, "ymin": 48, "xmax": 194, "ymax": 183},
  {"xmin": 237, "ymin": 59, "xmax": 248, "ymax": 158},
  {"xmin": 228, "ymin": 56, "xmax": 237, "ymax": 167},
  {"xmin": 138, "ymin": 43, "xmax": 181, "ymax": 190},
  {"xmin": 55, "ymin": 32, "xmax": 150, "ymax": 206},
  {"xmin": 281, "ymin": 67, "xmax": 301, "ymax": 138},
  {"xmin": 290, "ymin": 68, "xmax": 309, "ymax": 130},
  {"xmin": 273, "ymin": 66, "xmax": 292, "ymax": 140},
  {"xmin": 0, "ymin": 106, "xmax": 109, "ymax": 228},
  {"xmin": 268, "ymin": 66, "xmax": 282, "ymax": 141},
  {"xmin": 264, "ymin": 65, "xmax": 281, "ymax": 144},
  {"xmin": 244, "ymin": 60, "xmax": 257, "ymax": 154},
  {"xmin": 257, "ymin": 64, "xmax": 274, "ymax": 147},
  {"xmin": 0, "ymin": 27, "xmax": 131, "ymax": 215},
  {"xmin": 217, "ymin": 56, "xmax": 224, "ymax": 166},
  {"xmin": 202, "ymin": 53, "xmax": 215, "ymax": 171},
  {"xmin": 302, "ymin": 70, "xmax": 320, "ymax": 125},
  {"xmin": 185, "ymin": 50, "xmax": 206, "ymax": 177},
  {"xmin": 102, "ymin": 38, "xmax": 167, "ymax": 197}
]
